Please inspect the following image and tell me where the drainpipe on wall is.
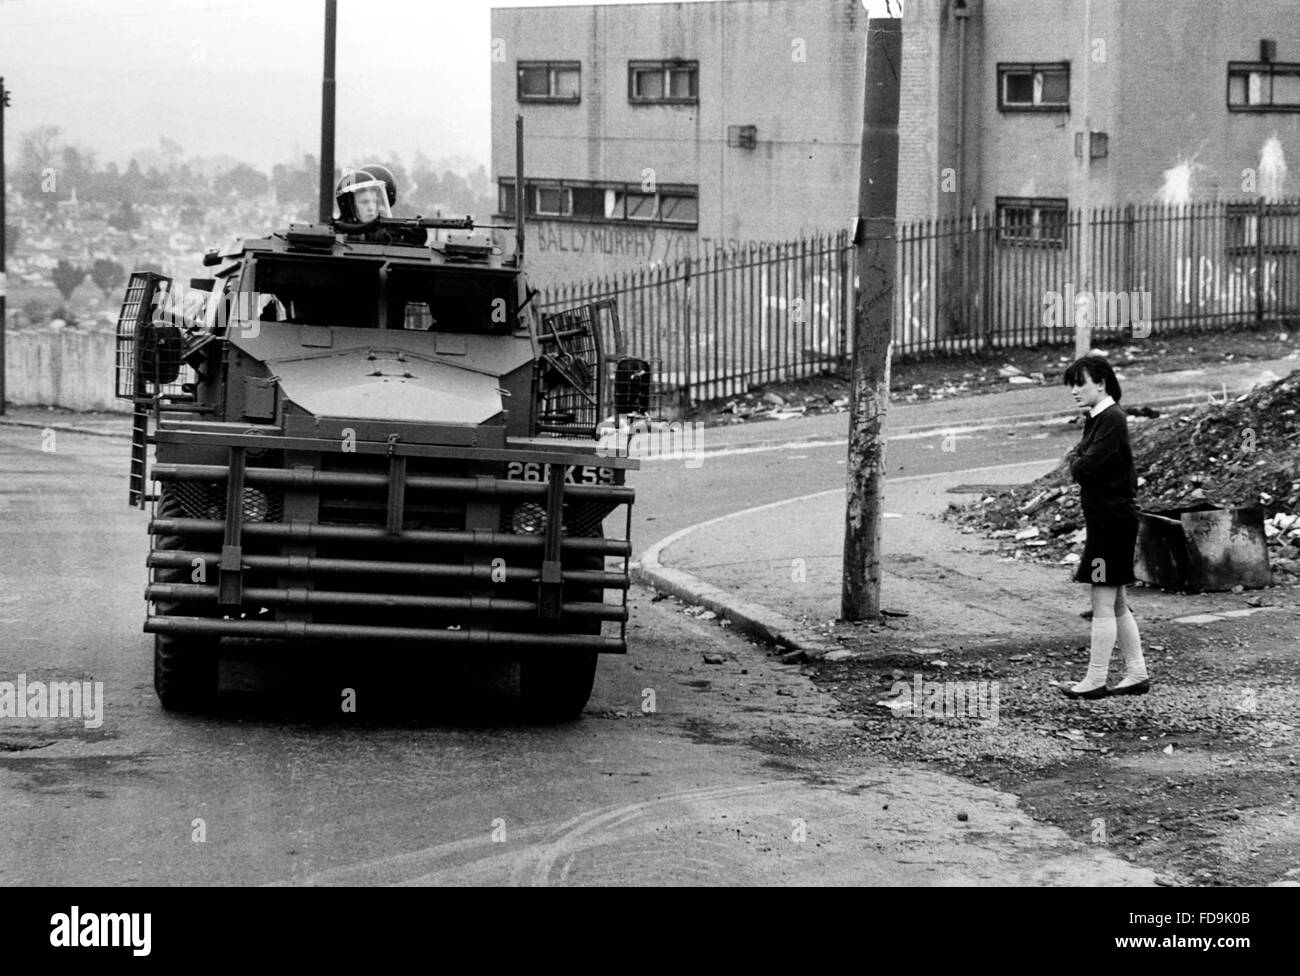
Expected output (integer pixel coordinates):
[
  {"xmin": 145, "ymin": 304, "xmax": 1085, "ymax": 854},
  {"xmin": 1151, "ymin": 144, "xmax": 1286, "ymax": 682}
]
[
  {"xmin": 953, "ymin": 0, "xmax": 969, "ymax": 224},
  {"xmin": 953, "ymin": 0, "xmax": 971, "ymax": 336}
]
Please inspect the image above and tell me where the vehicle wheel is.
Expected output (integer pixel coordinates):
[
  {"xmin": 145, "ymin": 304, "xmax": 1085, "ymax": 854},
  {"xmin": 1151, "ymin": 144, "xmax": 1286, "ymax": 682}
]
[
  {"xmin": 154, "ymin": 632, "xmax": 219, "ymax": 712},
  {"xmin": 518, "ymin": 521, "xmax": 608, "ymax": 722},
  {"xmin": 152, "ymin": 488, "xmax": 211, "ymax": 618},
  {"xmin": 519, "ymin": 650, "xmax": 598, "ymax": 723},
  {"xmin": 152, "ymin": 488, "xmax": 220, "ymax": 710}
]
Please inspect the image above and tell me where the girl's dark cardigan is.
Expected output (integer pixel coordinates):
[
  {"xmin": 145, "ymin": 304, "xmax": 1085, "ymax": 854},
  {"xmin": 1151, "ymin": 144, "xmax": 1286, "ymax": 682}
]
[{"xmin": 1069, "ymin": 403, "xmax": 1138, "ymax": 515}]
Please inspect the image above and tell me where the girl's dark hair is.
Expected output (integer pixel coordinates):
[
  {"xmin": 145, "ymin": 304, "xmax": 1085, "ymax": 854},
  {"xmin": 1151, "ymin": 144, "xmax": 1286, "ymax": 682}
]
[{"xmin": 1062, "ymin": 355, "xmax": 1122, "ymax": 401}]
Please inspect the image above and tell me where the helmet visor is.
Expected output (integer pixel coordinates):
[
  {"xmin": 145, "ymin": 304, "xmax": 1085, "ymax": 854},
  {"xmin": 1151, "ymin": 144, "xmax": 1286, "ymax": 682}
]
[{"xmin": 343, "ymin": 178, "xmax": 392, "ymax": 221}]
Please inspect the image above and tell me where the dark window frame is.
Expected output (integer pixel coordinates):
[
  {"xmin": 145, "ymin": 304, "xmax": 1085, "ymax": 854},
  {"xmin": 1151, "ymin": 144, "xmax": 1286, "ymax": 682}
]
[
  {"xmin": 996, "ymin": 196, "xmax": 1069, "ymax": 248},
  {"xmin": 1227, "ymin": 61, "xmax": 1300, "ymax": 112},
  {"xmin": 628, "ymin": 59, "xmax": 699, "ymax": 104},
  {"xmin": 496, "ymin": 178, "xmax": 700, "ymax": 229},
  {"xmin": 997, "ymin": 62, "xmax": 1070, "ymax": 112},
  {"xmin": 1224, "ymin": 201, "xmax": 1300, "ymax": 255},
  {"xmin": 517, "ymin": 60, "xmax": 582, "ymax": 104}
]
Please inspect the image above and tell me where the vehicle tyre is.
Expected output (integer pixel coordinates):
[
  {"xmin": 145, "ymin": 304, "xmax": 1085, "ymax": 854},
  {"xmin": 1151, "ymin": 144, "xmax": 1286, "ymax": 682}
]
[
  {"xmin": 152, "ymin": 489, "xmax": 220, "ymax": 710},
  {"xmin": 519, "ymin": 650, "xmax": 598, "ymax": 723},
  {"xmin": 154, "ymin": 633, "xmax": 219, "ymax": 712},
  {"xmin": 519, "ymin": 519, "xmax": 607, "ymax": 722},
  {"xmin": 151, "ymin": 488, "xmax": 211, "ymax": 617}
]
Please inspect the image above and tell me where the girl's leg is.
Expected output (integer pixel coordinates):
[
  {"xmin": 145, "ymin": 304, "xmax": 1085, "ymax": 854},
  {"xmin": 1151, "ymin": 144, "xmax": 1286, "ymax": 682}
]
[
  {"xmin": 1113, "ymin": 584, "xmax": 1149, "ymax": 688},
  {"xmin": 1072, "ymin": 584, "xmax": 1120, "ymax": 693}
]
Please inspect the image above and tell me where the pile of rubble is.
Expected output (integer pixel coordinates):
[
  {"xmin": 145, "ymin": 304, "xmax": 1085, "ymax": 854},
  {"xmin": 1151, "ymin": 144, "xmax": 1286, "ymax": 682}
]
[
  {"xmin": 716, "ymin": 389, "xmax": 848, "ymax": 423},
  {"xmin": 946, "ymin": 369, "xmax": 1300, "ymax": 580}
]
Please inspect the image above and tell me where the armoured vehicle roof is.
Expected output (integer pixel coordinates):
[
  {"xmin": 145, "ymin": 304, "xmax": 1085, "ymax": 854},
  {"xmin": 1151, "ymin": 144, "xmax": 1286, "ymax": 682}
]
[{"xmin": 222, "ymin": 223, "xmax": 517, "ymax": 274}]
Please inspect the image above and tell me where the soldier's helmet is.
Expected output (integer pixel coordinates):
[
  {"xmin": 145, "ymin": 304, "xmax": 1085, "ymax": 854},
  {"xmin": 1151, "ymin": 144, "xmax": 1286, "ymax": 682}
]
[
  {"xmin": 335, "ymin": 170, "xmax": 392, "ymax": 223},
  {"xmin": 359, "ymin": 164, "xmax": 399, "ymax": 208}
]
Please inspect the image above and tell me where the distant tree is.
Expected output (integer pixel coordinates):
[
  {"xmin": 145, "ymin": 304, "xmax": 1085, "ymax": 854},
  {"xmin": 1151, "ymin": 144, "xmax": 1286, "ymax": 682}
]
[
  {"xmin": 19, "ymin": 125, "xmax": 62, "ymax": 210},
  {"xmin": 51, "ymin": 260, "xmax": 87, "ymax": 301},
  {"xmin": 91, "ymin": 258, "xmax": 126, "ymax": 299},
  {"xmin": 213, "ymin": 163, "xmax": 270, "ymax": 199},
  {"xmin": 5, "ymin": 223, "xmax": 19, "ymax": 252},
  {"xmin": 271, "ymin": 157, "xmax": 315, "ymax": 206},
  {"xmin": 440, "ymin": 170, "xmax": 473, "ymax": 213},
  {"xmin": 409, "ymin": 151, "xmax": 441, "ymax": 214},
  {"xmin": 59, "ymin": 144, "xmax": 96, "ymax": 197},
  {"xmin": 108, "ymin": 200, "xmax": 142, "ymax": 232},
  {"xmin": 22, "ymin": 298, "xmax": 49, "ymax": 324}
]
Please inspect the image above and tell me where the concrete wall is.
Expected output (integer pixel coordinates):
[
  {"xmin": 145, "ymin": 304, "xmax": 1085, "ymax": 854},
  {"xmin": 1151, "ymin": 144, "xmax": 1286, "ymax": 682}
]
[
  {"xmin": 3, "ymin": 327, "xmax": 129, "ymax": 413},
  {"xmin": 491, "ymin": 0, "xmax": 868, "ymax": 283},
  {"xmin": 1113, "ymin": 0, "xmax": 1300, "ymax": 202}
]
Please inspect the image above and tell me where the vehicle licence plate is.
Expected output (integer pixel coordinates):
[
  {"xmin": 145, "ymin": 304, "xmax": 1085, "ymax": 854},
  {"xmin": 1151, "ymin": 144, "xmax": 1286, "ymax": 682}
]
[{"xmin": 505, "ymin": 462, "xmax": 615, "ymax": 485}]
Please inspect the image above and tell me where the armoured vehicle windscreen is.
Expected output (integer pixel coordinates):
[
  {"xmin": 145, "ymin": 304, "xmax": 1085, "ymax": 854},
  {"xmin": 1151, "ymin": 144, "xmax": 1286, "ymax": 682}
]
[{"xmin": 240, "ymin": 257, "xmax": 519, "ymax": 334}]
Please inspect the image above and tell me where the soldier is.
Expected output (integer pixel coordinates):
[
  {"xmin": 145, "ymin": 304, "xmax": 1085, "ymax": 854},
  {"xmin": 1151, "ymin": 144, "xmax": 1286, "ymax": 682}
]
[{"xmin": 335, "ymin": 170, "xmax": 392, "ymax": 224}]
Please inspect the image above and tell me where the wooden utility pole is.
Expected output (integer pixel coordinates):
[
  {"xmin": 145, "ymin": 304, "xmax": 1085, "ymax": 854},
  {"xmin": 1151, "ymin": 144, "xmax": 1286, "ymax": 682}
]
[
  {"xmin": 842, "ymin": 15, "xmax": 902, "ymax": 621},
  {"xmin": 1073, "ymin": 0, "xmax": 1093, "ymax": 358},
  {"xmin": 318, "ymin": 0, "xmax": 337, "ymax": 222},
  {"xmin": 0, "ymin": 76, "xmax": 9, "ymax": 416}
]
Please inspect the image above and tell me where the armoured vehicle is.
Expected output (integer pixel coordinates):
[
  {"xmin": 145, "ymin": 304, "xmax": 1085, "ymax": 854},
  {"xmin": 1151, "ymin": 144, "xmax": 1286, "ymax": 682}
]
[{"xmin": 114, "ymin": 176, "xmax": 651, "ymax": 722}]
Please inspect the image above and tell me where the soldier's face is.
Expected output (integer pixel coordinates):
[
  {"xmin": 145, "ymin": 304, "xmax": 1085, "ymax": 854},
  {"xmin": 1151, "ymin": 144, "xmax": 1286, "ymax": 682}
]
[{"xmin": 355, "ymin": 188, "xmax": 380, "ymax": 221}]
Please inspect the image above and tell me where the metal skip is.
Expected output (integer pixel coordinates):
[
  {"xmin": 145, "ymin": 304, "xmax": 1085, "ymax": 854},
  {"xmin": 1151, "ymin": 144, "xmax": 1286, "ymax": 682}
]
[{"xmin": 1135, "ymin": 504, "xmax": 1271, "ymax": 592}]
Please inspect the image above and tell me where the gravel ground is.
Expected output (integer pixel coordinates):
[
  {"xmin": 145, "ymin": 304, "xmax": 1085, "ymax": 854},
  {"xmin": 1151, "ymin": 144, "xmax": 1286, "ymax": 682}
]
[{"xmin": 803, "ymin": 605, "xmax": 1300, "ymax": 887}]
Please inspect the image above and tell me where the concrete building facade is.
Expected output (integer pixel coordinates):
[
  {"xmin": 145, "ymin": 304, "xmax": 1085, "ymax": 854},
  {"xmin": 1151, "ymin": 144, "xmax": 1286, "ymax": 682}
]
[
  {"xmin": 899, "ymin": 0, "xmax": 1300, "ymax": 227},
  {"xmin": 490, "ymin": 0, "xmax": 869, "ymax": 282},
  {"xmin": 491, "ymin": 0, "xmax": 1300, "ymax": 284}
]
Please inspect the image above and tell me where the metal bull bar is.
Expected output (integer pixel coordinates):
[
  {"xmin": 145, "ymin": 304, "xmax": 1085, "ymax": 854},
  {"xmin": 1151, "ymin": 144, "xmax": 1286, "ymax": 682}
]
[{"xmin": 148, "ymin": 428, "xmax": 637, "ymax": 647}]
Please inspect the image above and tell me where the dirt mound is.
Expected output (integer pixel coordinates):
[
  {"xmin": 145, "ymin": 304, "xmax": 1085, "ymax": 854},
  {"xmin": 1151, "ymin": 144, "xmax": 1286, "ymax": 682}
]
[{"xmin": 944, "ymin": 369, "xmax": 1300, "ymax": 581}]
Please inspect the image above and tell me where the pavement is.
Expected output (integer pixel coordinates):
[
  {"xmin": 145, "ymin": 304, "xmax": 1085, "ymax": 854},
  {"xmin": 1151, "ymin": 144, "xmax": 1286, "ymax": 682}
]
[{"xmin": 634, "ymin": 354, "xmax": 1300, "ymax": 658}]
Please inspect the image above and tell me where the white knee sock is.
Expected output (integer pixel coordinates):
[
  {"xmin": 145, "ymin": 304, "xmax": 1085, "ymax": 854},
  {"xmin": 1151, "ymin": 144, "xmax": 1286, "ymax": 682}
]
[
  {"xmin": 1074, "ymin": 613, "xmax": 1117, "ymax": 692},
  {"xmin": 1115, "ymin": 609, "xmax": 1148, "ymax": 685}
]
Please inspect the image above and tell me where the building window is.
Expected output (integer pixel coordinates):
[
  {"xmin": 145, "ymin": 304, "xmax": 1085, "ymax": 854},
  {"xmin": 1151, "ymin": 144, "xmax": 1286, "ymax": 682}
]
[
  {"xmin": 1227, "ymin": 62, "xmax": 1300, "ymax": 111},
  {"xmin": 533, "ymin": 185, "xmax": 572, "ymax": 217},
  {"xmin": 1225, "ymin": 201, "xmax": 1300, "ymax": 255},
  {"xmin": 996, "ymin": 197, "xmax": 1068, "ymax": 247},
  {"xmin": 997, "ymin": 62, "xmax": 1069, "ymax": 111},
  {"xmin": 497, "ymin": 178, "xmax": 699, "ymax": 228},
  {"xmin": 658, "ymin": 192, "xmax": 699, "ymax": 225},
  {"xmin": 517, "ymin": 61, "xmax": 581, "ymax": 103},
  {"xmin": 629, "ymin": 60, "xmax": 698, "ymax": 103}
]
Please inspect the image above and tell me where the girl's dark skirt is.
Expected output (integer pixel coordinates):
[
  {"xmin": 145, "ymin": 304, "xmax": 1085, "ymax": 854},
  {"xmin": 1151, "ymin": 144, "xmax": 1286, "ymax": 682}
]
[{"xmin": 1073, "ymin": 507, "xmax": 1138, "ymax": 586}]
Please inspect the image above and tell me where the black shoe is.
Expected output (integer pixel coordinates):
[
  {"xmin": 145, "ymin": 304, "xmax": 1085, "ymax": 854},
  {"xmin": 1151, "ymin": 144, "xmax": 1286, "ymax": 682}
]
[
  {"xmin": 1109, "ymin": 678, "xmax": 1151, "ymax": 696},
  {"xmin": 1056, "ymin": 681, "xmax": 1109, "ymax": 700}
]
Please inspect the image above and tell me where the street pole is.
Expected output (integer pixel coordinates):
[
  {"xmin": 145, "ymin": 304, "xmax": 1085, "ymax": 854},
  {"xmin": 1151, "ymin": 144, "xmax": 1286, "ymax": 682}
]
[
  {"xmin": 841, "ymin": 16, "xmax": 901, "ymax": 621},
  {"xmin": 1073, "ymin": 0, "xmax": 1092, "ymax": 359},
  {"xmin": 318, "ymin": 0, "xmax": 337, "ymax": 223},
  {"xmin": 1, "ymin": 76, "xmax": 8, "ymax": 416}
]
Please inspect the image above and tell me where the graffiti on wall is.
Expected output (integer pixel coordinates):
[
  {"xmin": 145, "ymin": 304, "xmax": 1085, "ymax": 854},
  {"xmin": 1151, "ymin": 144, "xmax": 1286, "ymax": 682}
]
[
  {"xmin": 1172, "ymin": 256, "xmax": 1280, "ymax": 310},
  {"xmin": 532, "ymin": 223, "xmax": 797, "ymax": 265},
  {"xmin": 533, "ymin": 224, "xmax": 695, "ymax": 264}
]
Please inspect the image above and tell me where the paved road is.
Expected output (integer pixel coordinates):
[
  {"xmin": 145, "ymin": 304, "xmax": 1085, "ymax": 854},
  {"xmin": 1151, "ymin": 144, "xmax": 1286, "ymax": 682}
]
[{"xmin": 0, "ymin": 419, "xmax": 1150, "ymax": 885}]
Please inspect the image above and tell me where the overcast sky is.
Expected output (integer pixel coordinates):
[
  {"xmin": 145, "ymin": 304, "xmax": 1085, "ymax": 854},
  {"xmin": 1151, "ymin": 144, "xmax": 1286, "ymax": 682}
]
[
  {"xmin": 1, "ymin": 0, "xmax": 891, "ymax": 174},
  {"xmin": 0, "ymin": 0, "xmax": 731, "ymax": 173}
]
